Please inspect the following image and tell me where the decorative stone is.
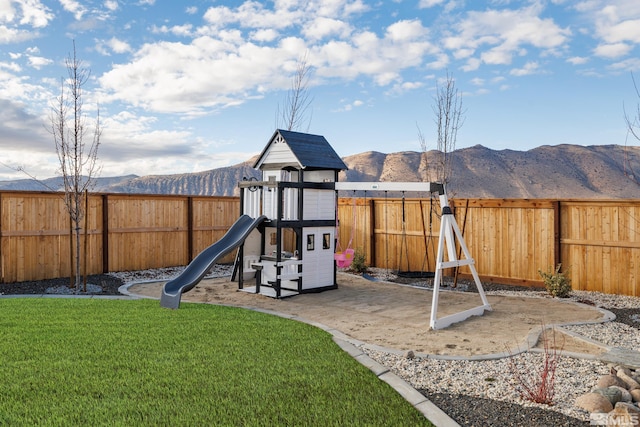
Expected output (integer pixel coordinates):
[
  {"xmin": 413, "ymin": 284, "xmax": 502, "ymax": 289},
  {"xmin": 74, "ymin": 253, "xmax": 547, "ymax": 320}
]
[
  {"xmin": 615, "ymin": 366, "xmax": 633, "ymax": 377},
  {"xmin": 607, "ymin": 402, "xmax": 640, "ymax": 426},
  {"xmin": 614, "ymin": 402, "xmax": 640, "ymax": 413},
  {"xmin": 597, "ymin": 374, "xmax": 627, "ymax": 389},
  {"xmin": 610, "ymin": 386, "xmax": 633, "ymax": 403},
  {"xmin": 575, "ymin": 392, "xmax": 614, "ymax": 413},
  {"xmin": 617, "ymin": 371, "xmax": 640, "ymax": 390},
  {"xmin": 592, "ymin": 387, "xmax": 623, "ymax": 405},
  {"xmin": 630, "ymin": 389, "xmax": 640, "ymax": 403}
]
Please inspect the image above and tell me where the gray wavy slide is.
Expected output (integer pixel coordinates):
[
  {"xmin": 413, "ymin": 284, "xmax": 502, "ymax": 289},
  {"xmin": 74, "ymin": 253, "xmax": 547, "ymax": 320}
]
[{"xmin": 160, "ymin": 214, "xmax": 268, "ymax": 309}]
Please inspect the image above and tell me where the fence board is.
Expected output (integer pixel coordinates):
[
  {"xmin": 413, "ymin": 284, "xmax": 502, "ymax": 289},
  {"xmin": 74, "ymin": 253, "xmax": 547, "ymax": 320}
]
[{"xmin": 191, "ymin": 196, "xmax": 239, "ymax": 264}]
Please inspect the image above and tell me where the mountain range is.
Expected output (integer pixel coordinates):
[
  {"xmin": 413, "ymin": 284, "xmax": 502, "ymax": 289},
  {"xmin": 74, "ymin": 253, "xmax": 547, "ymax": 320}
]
[{"xmin": 2, "ymin": 144, "xmax": 640, "ymax": 199}]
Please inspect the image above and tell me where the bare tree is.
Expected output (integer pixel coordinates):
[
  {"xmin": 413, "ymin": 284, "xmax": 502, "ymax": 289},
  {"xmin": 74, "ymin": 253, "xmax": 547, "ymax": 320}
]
[
  {"xmin": 276, "ymin": 52, "xmax": 313, "ymax": 131},
  {"xmin": 418, "ymin": 72, "xmax": 465, "ymax": 187},
  {"xmin": 625, "ymin": 72, "xmax": 640, "ymax": 143},
  {"xmin": 49, "ymin": 41, "xmax": 102, "ymax": 292},
  {"xmin": 622, "ymin": 72, "xmax": 640, "ymax": 183}
]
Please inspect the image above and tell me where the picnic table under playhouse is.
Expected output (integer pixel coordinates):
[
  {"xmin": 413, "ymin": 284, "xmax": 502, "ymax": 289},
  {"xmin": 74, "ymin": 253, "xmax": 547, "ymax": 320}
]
[{"xmin": 161, "ymin": 129, "xmax": 490, "ymax": 329}]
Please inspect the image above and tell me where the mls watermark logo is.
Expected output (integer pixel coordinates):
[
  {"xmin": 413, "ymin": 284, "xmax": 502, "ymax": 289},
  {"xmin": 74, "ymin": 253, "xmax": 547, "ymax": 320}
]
[{"xmin": 590, "ymin": 412, "xmax": 640, "ymax": 426}]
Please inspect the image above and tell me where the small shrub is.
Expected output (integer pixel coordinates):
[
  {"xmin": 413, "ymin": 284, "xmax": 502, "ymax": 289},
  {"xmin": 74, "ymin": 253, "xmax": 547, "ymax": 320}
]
[
  {"xmin": 506, "ymin": 325, "xmax": 564, "ymax": 406},
  {"xmin": 538, "ymin": 264, "xmax": 572, "ymax": 298},
  {"xmin": 350, "ymin": 249, "xmax": 368, "ymax": 274}
]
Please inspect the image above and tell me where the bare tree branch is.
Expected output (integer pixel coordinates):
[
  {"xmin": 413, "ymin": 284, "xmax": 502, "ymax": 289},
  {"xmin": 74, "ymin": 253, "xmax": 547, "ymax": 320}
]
[
  {"xmin": 417, "ymin": 72, "xmax": 465, "ymax": 187},
  {"xmin": 625, "ymin": 72, "xmax": 640, "ymax": 142},
  {"xmin": 277, "ymin": 51, "xmax": 313, "ymax": 131},
  {"xmin": 432, "ymin": 71, "xmax": 465, "ymax": 187}
]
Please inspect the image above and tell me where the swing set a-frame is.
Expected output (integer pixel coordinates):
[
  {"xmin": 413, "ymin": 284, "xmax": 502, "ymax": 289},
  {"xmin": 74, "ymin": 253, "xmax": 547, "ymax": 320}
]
[{"xmin": 334, "ymin": 181, "xmax": 492, "ymax": 330}]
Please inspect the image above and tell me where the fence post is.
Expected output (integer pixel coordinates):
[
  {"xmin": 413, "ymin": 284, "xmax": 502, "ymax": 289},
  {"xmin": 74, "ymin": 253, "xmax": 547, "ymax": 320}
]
[
  {"xmin": 102, "ymin": 194, "xmax": 109, "ymax": 274},
  {"xmin": 187, "ymin": 196, "xmax": 194, "ymax": 262},
  {"xmin": 369, "ymin": 198, "xmax": 376, "ymax": 267},
  {"xmin": 553, "ymin": 200, "xmax": 561, "ymax": 268},
  {"xmin": 69, "ymin": 213, "xmax": 73, "ymax": 287},
  {"xmin": 0, "ymin": 193, "xmax": 3, "ymax": 283}
]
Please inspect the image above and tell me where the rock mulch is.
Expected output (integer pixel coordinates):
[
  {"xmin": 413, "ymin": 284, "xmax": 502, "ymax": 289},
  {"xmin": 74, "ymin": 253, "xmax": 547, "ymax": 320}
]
[{"xmin": 575, "ymin": 366, "xmax": 640, "ymax": 426}]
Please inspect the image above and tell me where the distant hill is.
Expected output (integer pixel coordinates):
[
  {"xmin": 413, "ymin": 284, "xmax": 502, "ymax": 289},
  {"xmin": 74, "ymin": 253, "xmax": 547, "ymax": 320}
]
[
  {"xmin": 2, "ymin": 145, "xmax": 640, "ymax": 198},
  {"xmin": 339, "ymin": 144, "xmax": 640, "ymax": 199},
  {"xmin": 0, "ymin": 175, "xmax": 139, "ymax": 192}
]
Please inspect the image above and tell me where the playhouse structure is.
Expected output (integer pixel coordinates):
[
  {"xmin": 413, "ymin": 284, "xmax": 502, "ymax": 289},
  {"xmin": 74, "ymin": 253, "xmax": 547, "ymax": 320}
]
[
  {"xmin": 161, "ymin": 129, "xmax": 491, "ymax": 329},
  {"xmin": 236, "ymin": 129, "xmax": 347, "ymax": 297}
]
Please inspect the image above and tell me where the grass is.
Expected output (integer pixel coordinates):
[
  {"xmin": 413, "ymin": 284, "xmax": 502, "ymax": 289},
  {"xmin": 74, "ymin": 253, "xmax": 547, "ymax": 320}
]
[{"xmin": 0, "ymin": 298, "xmax": 433, "ymax": 426}]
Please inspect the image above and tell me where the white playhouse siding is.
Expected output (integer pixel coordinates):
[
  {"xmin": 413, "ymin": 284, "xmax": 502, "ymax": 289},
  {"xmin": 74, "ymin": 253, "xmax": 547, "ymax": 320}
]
[
  {"xmin": 303, "ymin": 190, "xmax": 335, "ymax": 221},
  {"xmin": 303, "ymin": 170, "xmax": 335, "ymax": 221},
  {"xmin": 258, "ymin": 134, "xmax": 296, "ymax": 165},
  {"xmin": 302, "ymin": 227, "xmax": 335, "ymax": 290}
]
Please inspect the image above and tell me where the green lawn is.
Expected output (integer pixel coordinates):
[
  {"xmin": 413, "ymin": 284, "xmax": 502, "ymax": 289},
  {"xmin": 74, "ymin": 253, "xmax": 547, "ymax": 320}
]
[{"xmin": 0, "ymin": 298, "xmax": 433, "ymax": 426}]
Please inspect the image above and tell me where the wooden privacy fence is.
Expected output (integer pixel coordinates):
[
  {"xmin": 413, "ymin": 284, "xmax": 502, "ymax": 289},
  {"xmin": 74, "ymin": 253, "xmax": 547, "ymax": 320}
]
[
  {"xmin": 337, "ymin": 197, "xmax": 640, "ymax": 296},
  {"xmin": 0, "ymin": 192, "xmax": 239, "ymax": 283},
  {"xmin": 2, "ymin": 190, "xmax": 640, "ymax": 296}
]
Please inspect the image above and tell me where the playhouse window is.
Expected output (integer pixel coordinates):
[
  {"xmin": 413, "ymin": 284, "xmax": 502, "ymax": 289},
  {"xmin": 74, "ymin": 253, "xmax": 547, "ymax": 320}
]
[
  {"xmin": 322, "ymin": 233, "xmax": 331, "ymax": 249},
  {"xmin": 307, "ymin": 234, "xmax": 315, "ymax": 251}
]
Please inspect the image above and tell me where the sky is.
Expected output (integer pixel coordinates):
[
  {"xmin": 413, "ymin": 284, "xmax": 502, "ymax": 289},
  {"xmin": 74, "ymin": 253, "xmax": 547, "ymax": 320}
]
[{"xmin": 1, "ymin": 0, "xmax": 640, "ymax": 181}]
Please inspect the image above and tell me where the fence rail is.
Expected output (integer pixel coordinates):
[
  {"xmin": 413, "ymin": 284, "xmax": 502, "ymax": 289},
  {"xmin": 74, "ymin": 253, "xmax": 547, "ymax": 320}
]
[{"xmin": 1, "ymin": 191, "xmax": 639, "ymax": 296}]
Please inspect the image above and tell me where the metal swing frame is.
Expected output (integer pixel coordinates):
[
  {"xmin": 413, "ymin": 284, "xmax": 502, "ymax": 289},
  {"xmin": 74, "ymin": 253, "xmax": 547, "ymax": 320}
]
[{"xmin": 334, "ymin": 181, "xmax": 491, "ymax": 329}]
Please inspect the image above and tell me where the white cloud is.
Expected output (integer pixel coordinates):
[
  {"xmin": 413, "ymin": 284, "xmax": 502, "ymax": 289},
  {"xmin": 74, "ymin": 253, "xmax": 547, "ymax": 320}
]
[
  {"xmin": 27, "ymin": 54, "xmax": 51, "ymax": 69},
  {"xmin": 95, "ymin": 37, "xmax": 132, "ymax": 55},
  {"xmin": 94, "ymin": 110, "xmax": 252, "ymax": 177},
  {"xmin": 443, "ymin": 4, "xmax": 570, "ymax": 67},
  {"xmin": 99, "ymin": 36, "xmax": 303, "ymax": 114},
  {"xmin": 152, "ymin": 23, "xmax": 193, "ymax": 37},
  {"xmin": 250, "ymin": 28, "xmax": 278, "ymax": 42},
  {"xmin": 426, "ymin": 52, "xmax": 449, "ymax": 70},
  {"xmin": 108, "ymin": 37, "xmax": 131, "ymax": 54},
  {"xmin": 461, "ymin": 57, "xmax": 481, "ymax": 71},
  {"xmin": 314, "ymin": 21, "xmax": 435, "ymax": 84},
  {"xmin": 608, "ymin": 57, "xmax": 640, "ymax": 72},
  {"xmin": 567, "ymin": 56, "xmax": 589, "ymax": 65},
  {"xmin": 0, "ymin": 0, "xmax": 52, "ymax": 43},
  {"xmin": 333, "ymin": 98, "xmax": 367, "ymax": 112},
  {"xmin": 203, "ymin": 2, "xmax": 301, "ymax": 31},
  {"xmin": 594, "ymin": 42, "xmax": 632, "ymax": 58},
  {"xmin": 594, "ymin": 6, "xmax": 640, "ymax": 44},
  {"xmin": 100, "ymin": 8, "xmax": 437, "ymax": 116},
  {"xmin": 0, "ymin": 99, "xmax": 58, "ymax": 180},
  {"xmin": 418, "ymin": 0, "xmax": 446, "ymax": 8},
  {"xmin": 509, "ymin": 60, "xmax": 540, "ymax": 76},
  {"xmin": 104, "ymin": 0, "xmax": 118, "ymax": 12},
  {"xmin": 59, "ymin": 0, "xmax": 87, "ymax": 20},
  {"xmin": 303, "ymin": 17, "xmax": 350, "ymax": 40},
  {"xmin": 386, "ymin": 19, "xmax": 428, "ymax": 41},
  {"xmin": 0, "ymin": 60, "xmax": 21, "ymax": 72},
  {"xmin": 13, "ymin": 0, "xmax": 52, "ymax": 27}
]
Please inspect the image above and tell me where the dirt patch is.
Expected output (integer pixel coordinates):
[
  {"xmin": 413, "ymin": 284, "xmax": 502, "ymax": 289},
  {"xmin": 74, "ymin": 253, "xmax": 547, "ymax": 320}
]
[{"xmin": 127, "ymin": 273, "xmax": 607, "ymax": 357}]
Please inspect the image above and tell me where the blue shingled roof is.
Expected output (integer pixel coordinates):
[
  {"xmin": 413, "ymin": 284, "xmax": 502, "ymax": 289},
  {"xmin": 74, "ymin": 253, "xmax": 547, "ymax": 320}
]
[{"xmin": 254, "ymin": 129, "xmax": 348, "ymax": 171}]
